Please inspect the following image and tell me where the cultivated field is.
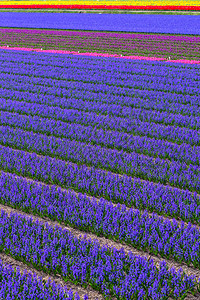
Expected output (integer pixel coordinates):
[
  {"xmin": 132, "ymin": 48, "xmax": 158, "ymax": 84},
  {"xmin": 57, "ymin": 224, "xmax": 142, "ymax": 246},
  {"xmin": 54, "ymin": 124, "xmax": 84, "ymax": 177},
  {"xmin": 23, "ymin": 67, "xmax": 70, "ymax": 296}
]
[
  {"xmin": 0, "ymin": 10, "xmax": 200, "ymax": 300},
  {"xmin": 1, "ymin": 28, "xmax": 200, "ymax": 60}
]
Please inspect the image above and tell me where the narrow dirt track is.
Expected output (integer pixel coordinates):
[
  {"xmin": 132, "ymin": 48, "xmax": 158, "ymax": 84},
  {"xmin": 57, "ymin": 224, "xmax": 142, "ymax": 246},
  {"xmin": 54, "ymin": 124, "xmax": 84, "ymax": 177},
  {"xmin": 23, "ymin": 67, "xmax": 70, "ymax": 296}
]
[
  {"xmin": 0, "ymin": 202, "xmax": 200, "ymax": 299},
  {"xmin": 0, "ymin": 9, "xmax": 200, "ymax": 15},
  {"xmin": 1, "ymin": 201, "xmax": 200, "ymax": 282},
  {"xmin": 0, "ymin": 252, "xmax": 105, "ymax": 300}
]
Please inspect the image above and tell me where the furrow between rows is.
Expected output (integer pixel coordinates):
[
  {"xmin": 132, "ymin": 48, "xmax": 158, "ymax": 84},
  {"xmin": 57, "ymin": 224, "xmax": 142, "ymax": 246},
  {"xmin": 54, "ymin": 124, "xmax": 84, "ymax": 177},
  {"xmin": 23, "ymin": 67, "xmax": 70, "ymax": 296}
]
[
  {"xmin": 1, "ymin": 170, "xmax": 200, "ymax": 275},
  {"xmin": 2, "ymin": 110, "xmax": 200, "ymax": 168},
  {"xmin": 0, "ymin": 252, "xmax": 97, "ymax": 300},
  {"xmin": 1, "ymin": 142, "xmax": 200, "ymax": 225},
  {"xmin": 0, "ymin": 201, "xmax": 200, "ymax": 290}
]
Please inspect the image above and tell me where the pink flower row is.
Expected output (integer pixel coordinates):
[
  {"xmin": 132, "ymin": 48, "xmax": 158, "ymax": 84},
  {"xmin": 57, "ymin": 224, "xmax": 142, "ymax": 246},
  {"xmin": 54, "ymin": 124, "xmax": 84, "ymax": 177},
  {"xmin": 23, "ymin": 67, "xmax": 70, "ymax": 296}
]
[{"xmin": 1, "ymin": 46, "xmax": 200, "ymax": 65}]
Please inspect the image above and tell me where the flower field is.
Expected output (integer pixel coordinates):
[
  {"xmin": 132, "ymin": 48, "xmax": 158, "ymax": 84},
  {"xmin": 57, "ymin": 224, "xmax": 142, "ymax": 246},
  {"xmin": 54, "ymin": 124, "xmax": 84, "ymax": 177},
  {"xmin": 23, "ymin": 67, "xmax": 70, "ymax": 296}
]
[
  {"xmin": 1, "ymin": 28, "xmax": 200, "ymax": 60},
  {"xmin": 1, "ymin": 0, "xmax": 200, "ymax": 5},
  {"xmin": 1, "ymin": 12, "xmax": 200, "ymax": 34},
  {"xmin": 1, "ymin": 7, "xmax": 200, "ymax": 300},
  {"xmin": 0, "ymin": 43, "xmax": 200, "ymax": 299}
]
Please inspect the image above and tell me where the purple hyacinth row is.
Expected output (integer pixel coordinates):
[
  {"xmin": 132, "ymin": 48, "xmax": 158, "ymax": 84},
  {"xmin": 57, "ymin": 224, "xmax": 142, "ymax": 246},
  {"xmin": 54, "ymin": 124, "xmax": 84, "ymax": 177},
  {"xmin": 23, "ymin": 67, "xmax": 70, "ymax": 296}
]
[
  {"xmin": 1, "ymin": 88, "xmax": 200, "ymax": 131},
  {"xmin": 0, "ymin": 208, "xmax": 198, "ymax": 300},
  {"xmin": 1, "ymin": 49, "xmax": 200, "ymax": 96},
  {"xmin": 0, "ymin": 45, "xmax": 199, "ymax": 79},
  {"xmin": 2, "ymin": 72, "xmax": 198, "ymax": 106},
  {"xmin": 2, "ymin": 48, "xmax": 199, "ymax": 80},
  {"xmin": 1, "ymin": 171, "xmax": 200, "ymax": 269},
  {"xmin": 1, "ymin": 142, "xmax": 200, "ymax": 215},
  {"xmin": 1, "ymin": 92, "xmax": 200, "ymax": 133},
  {"xmin": 0, "ymin": 259, "xmax": 80, "ymax": 300},
  {"xmin": 1, "ymin": 65, "xmax": 200, "ymax": 145},
  {"xmin": 1, "ymin": 48, "xmax": 200, "ymax": 299},
  {"xmin": 2, "ymin": 48, "xmax": 199, "ymax": 77},
  {"xmin": 2, "ymin": 86, "xmax": 200, "ymax": 121},
  {"xmin": 1, "ymin": 73, "xmax": 198, "ymax": 115},
  {"xmin": 1, "ymin": 120, "xmax": 200, "ymax": 191},
  {"xmin": 2, "ymin": 112, "xmax": 200, "ymax": 167},
  {"xmin": 0, "ymin": 135, "xmax": 200, "ymax": 193},
  {"xmin": 1, "ymin": 51, "xmax": 199, "ymax": 115},
  {"xmin": 1, "ymin": 59, "xmax": 199, "ymax": 98},
  {"xmin": 1, "ymin": 126, "xmax": 200, "ymax": 222},
  {"xmin": 1, "ymin": 85, "xmax": 199, "ymax": 147},
  {"xmin": 0, "ymin": 119, "xmax": 199, "ymax": 213},
  {"xmin": 0, "ymin": 64, "xmax": 199, "ymax": 120}
]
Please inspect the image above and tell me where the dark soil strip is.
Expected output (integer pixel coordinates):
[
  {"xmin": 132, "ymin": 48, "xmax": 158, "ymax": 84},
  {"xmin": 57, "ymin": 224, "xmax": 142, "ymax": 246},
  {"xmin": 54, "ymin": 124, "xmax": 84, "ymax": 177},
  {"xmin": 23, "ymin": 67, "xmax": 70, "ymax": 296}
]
[
  {"xmin": 1, "ymin": 201, "xmax": 200, "ymax": 285},
  {"xmin": 0, "ymin": 252, "xmax": 198, "ymax": 300},
  {"xmin": 2, "ymin": 168, "xmax": 200, "ymax": 230},
  {"xmin": 0, "ymin": 252, "xmax": 104, "ymax": 300},
  {"xmin": 1, "ymin": 9, "xmax": 200, "ymax": 14}
]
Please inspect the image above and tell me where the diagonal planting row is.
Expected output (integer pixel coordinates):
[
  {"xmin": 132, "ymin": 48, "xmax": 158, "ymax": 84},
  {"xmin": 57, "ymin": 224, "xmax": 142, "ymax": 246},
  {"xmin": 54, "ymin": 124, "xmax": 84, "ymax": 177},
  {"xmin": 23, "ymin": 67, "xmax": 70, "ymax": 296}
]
[
  {"xmin": 1, "ymin": 51, "xmax": 200, "ymax": 117},
  {"xmin": 1, "ymin": 85, "xmax": 200, "ymax": 119},
  {"xmin": 1, "ymin": 50, "xmax": 199, "ymax": 81},
  {"xmin": 1, "ymin": 97, "xmax": 200, "ymax": 133},
  {"xmin": 1, "ymin": 61, "xmax": 199, "ymax": 97},
  {"xmin": 1, "ymin": 48, "xmax": 199, "ymax": 80},
  {"xmin": 1, "ymin": 96, "xmax": 200, "ymax": 132},
  {"xmin": 0, "ymin": 66, "xmax": 200, "ymax": 143},
  {"xmin": 0, "ymin": 258, "xmax": 81, "ymax": 300},
  {"xmin": 1, "ymin": 131, "xmax": 200, "ymax": 223},
  {"xmin": 1, "ymin": 64, "xmax": 199, "ymax": 96},
  {"xmin": 1, "ymin": 170, "xmax": 200, "ymax": 270},
  {"xmin": 1, "ymin": 49, "xmax": 200, "ymax": 299},
  {"xmin": 0, "ymin": 86, "xmax": 199, "ymax": 146},
  {"xmin": 0, "ymin": 207, "xmax": 198, "ymax": 300},
  {"xmin": 1, "ymin": 65, "xmax": 199, "ymax": 107},
  {"xmin": 0, "ymin": 60, "xmax": 200, "ymax": 118},
  {"xmin": 1, "ymin": 134, "xmax": 200, "ymax": 194},
  {"xmin": 1, "ymin": 111, "xmax": 200, "ymax": 167},
  {"xmin": 2, "ymin": 73, "xmax": 199, "ymax": 110},
  {"xmin": 1, "ymin": 50, "xmax": 200, "ymax": 94},
  {"xmin": 2, "ymin": 144, "xmax": 200, "ymax": 297},
  {"xmin": 0, "ymin": 143, "xmax": 200, "ymax": 267}
]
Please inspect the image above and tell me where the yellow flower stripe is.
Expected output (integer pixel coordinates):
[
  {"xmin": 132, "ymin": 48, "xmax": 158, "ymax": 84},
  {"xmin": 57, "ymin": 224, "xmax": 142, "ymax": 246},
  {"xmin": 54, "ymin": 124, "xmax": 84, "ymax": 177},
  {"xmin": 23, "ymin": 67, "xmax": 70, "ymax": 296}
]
[{"xmin": 2, "ymin": 0, "xmax": 200, "ymax": 6}]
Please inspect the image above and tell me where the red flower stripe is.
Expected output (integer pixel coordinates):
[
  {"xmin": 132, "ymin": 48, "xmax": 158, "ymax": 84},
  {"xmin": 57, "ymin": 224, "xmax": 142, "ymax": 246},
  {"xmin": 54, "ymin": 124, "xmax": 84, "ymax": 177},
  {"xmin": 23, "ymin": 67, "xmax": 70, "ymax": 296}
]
[{"xmin": 0, "ymin": 5, "xmax": 200, "ymax": 10}]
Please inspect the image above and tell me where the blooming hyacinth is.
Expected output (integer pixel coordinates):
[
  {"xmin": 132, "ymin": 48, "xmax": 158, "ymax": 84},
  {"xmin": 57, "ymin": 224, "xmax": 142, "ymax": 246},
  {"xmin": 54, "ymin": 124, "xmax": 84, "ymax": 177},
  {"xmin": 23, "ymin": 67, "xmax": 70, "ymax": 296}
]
[
  {"xmin": 0, "ymin": 259, "xmax": 81, "ymax": 299},
  {"xmin": 1, "ymin": 112, "xmax": 200, "ymax": 166},
  {"xmin": 1, "ymin": 172, "xmax": 200, "ymax": 269},
  {"xmin": 0, "ymin": 209, "xmax": 198, "ymax": 299},
  {"xmin": 0, "ymin": 48, "xmax": 200, "ymax": 300}
]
